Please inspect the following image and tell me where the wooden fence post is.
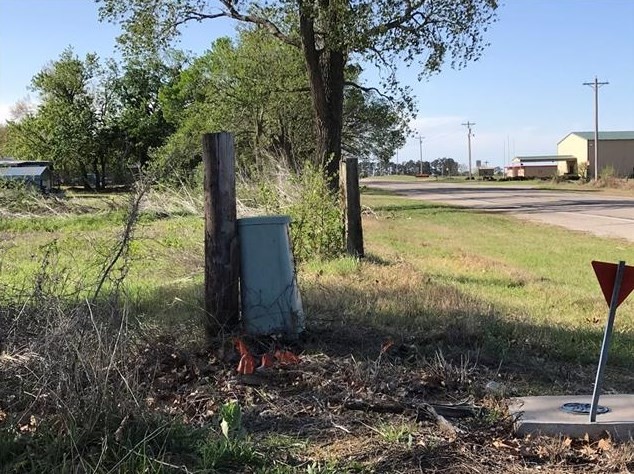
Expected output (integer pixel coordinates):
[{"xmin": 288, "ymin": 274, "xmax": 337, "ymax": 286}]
[
  {"xmin": 202, "ymin": 132, "xmax": 239, "ymax": 337},
  {"xmin": 340, "ymin": 157, "xmax": 364, "ymax": 258}
]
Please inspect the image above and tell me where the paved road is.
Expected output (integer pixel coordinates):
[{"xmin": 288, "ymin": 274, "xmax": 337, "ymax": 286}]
[{"xmin": 363, "ymin": 179, "xmax": 634, "ymax": 243}]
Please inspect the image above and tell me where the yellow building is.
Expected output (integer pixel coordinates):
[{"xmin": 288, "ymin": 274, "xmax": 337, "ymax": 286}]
[{"xmin": 557, "ymin": 131, "xmax": 634, "ymax": 178}]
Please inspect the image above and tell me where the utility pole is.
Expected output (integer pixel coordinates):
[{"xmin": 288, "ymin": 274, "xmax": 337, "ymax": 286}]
[
  {"xmin": 462, "ymin": 122, "xmax": 475, "ymax": 179},
  {"xmin": 416, "ymin": 134, "xmax": 425, "ymax": 174},
  {"xmin": 583, "ymin": 76, "xmax": 609, "ymax": 181}
]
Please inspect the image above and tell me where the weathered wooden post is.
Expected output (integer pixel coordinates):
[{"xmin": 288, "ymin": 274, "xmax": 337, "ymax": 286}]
[
  {"xmin": 202, "ymin": 132, "xmax": 239, "ymax": 337},
  {"xmin": 340, "ymin": 157, "xmax": 364, "ymax": 258}
]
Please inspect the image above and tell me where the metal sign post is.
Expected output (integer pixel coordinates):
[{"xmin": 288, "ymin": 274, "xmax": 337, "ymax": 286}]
[{"xmin": 589, "ymin": 261, "xmax": 626, "ymax": 422}]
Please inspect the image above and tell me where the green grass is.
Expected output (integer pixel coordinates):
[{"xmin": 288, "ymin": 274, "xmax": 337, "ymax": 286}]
[
  {"xmin": 0, "ymin": 212, "xmax": 204, "ymax": 314},
  {"xmin": 354, "ymin": 193, "xmax": 634, "ymax": 370}
]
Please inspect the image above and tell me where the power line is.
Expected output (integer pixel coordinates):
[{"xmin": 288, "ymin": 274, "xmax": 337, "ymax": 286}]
[
  {"xmin": 583, "ymin": 76, "xmax": 609, "ymax": 181},
  {"xmin": 462, "ymin": 122, "xmax": 475, "ymax": 179}
]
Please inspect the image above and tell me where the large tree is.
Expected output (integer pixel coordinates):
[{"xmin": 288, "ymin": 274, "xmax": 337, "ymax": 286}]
[
  {"xmin": 114, "ymin": 56, "xmax": 181, "ymax": 169},
  {"xmin": 98, "ymin": 0, "xmax": 498, "ymax": 188},
  {"xmin": 157, "ymin": 28, "xmax": 408, "ymax": 177}
]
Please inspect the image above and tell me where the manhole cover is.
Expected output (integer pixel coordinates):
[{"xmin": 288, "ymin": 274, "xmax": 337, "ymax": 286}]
[{"xmin": 560, "ymin": 402, "xmax": 610, "ymax": 415}]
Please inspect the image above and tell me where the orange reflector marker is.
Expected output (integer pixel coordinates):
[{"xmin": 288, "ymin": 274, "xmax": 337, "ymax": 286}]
[{"xmin": 274, "ymin": 349, "xmax": 300, "ymax": 365}]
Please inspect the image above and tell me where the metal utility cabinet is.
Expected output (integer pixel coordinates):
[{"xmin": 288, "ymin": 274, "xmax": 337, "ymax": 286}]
[{"xmin": 237, "ymin": 215, "xmax": 304, "ymax": 336}]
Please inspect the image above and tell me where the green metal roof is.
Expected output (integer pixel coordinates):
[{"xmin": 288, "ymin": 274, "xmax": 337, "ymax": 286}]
[{"xmin": 569, "ymin": 131, "xmax": 634, "ymax": 141}]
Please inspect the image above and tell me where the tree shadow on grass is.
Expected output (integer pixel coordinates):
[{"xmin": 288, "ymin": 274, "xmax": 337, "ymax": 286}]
[
  {"xmin": 91, "ymin": 272, "xmax": 634, "ymax": 472},
  {"xmin": 129, "ymin": 263, "xmax": 634, "ymax": 396},
  {"xmin": 300, "ymin": 272, "xmax": 634, "ymax": 396}
]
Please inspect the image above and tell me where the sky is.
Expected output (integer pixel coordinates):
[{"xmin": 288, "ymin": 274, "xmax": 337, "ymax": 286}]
[{"xmin": 1, "ymin": 0, "xmax": 633, "ymax": 168}]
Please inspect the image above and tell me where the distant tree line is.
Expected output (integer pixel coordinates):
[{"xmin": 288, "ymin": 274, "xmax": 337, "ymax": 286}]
[{"xmin": 363, "ymin": 157, "xmax": 460, "ymax": 177}]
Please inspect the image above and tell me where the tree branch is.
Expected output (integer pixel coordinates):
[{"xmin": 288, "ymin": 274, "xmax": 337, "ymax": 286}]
[
  {"xmin": 344, "ymin": 81, "xmax": 393, "ymax": 101},
  {"xmin": 218, "ymin": 0, "xmax": 301, "ymax": 48},
  {"xmin": 173, "ymin": 10, "xmax": 228, "ymax": 29}
]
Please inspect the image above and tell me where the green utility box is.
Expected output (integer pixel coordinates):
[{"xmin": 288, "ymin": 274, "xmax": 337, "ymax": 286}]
[{"xmin": 237, "ymin": 215, "xmax": 304, "ymax": 336}]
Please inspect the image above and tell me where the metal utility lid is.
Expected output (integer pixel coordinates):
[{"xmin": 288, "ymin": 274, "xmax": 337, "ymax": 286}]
[{"xmin": 560, "ymin": 402, "xmax": 610, "ymax": 415}]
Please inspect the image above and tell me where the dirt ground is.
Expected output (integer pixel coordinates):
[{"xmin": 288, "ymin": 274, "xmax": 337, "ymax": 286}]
[{"xmin": 135, "ymin": 319, "xmax": 634, "ymax": 473}]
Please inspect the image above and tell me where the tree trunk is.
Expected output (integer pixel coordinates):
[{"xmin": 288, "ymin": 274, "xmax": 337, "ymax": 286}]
[
  {"xmin": 100, "ymin": 156, "xmax": 107, "ymax": 190},
  {"xmin": 93, "ymin": 158, "xmax": 102, "ymax": 191},
  {"xmin": 298, "ymin": 5, "xmax": 346, "ymax": 192}
]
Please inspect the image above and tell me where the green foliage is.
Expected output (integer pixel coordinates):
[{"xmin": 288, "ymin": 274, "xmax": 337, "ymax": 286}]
[
  {"xmin": 199, "ymin": 401, "xmax": 266, "ymax": 471},
  {"xmin": 288, "ymin": 165, "xmax": 344, "ymax": 262},
  {"xmin": 375, "ymin": 420, "xmax": 416, "ymax": 445},
  {"xmin": 0, "ymin": 416, "xmax": 209, "ymax": 473},
  {"xmin": 103, "ymin": 0, "xmax": 498, "ymax": 184},
  {"xmin": 6, "ymin": 48, "xmax": 105, "ymax": 187},
  {"xmin": 219, "ymin": 401, "xmax": 243, "ymax": 440},
  {"xmin": 113, "ymin": 55, "xmax": 181, "ymax": 169},
  {"xmin": 99, "ymin": 1, "xmax": 498, "ymax": 86},
  {"xmin": 5, "ymin": 48, "xmax": 179, "ymax": 189},
  {"xmin": 240, "ymin": 162, "xmax": 344, "ymax": 262},
  {"xmin": 156, "ymin": 29, "xmax": 315, "ymax": 176},
  {"xmin": 198, "ymin": 435, "xmax": 265, "ymax": 472},
  {"xmin": 155, "ymin": 27, "xmax": 410, "ymax": 180},
  {"xmin": 431, "ymin": 157, "xmax": 459, "ymax": 176},
  {"xmin": 342, "ymin": 86, "xmax": 408, "ymax": 166}
]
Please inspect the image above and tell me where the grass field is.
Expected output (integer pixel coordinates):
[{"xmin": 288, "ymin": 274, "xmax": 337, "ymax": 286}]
[{"xmin": 2, "ymin": 185, "xmax": 634, "ymax": 472}]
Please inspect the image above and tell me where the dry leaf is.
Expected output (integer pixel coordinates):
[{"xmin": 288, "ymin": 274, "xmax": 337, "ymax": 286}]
[
  {"xmin": 19, "ymin": 415, "xmax": 37, "ymax": 433},
  {"xmin": 580, "ymin": 444, "xmax": 598, "ymax": 458},
  {"xmin": 597, "ymin": 437, "xmax": 612, "ymax": 451},
  {"xmin": 493, "ymin": 439, "xmax": 519, "ymax": 452}
]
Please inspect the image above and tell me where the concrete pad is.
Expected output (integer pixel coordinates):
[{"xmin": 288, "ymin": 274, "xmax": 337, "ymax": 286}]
[{"xmin": 510, "ymin": 395, "xmax": 634, "ymax": 440}]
